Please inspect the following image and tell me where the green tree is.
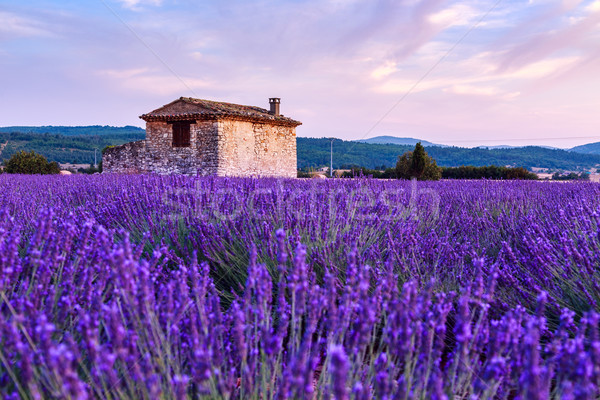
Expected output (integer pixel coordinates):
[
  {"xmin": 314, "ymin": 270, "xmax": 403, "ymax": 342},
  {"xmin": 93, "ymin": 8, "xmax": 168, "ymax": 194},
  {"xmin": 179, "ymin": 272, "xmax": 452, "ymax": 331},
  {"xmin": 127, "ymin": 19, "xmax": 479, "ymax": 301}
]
[
  {"xmin": 396, "ymin": 152, "xmax": 411, "ymax": 179},
  {"xmin": 411, "ymin": 142, "xmax": 427, "ymax": 178},
  {"xmin": 4, "ymin": 150, "xmax": 60, "ymax": 175},
  {"xmin": 396, "ymin": 142, "xmax": 442, "ymax": 180}
]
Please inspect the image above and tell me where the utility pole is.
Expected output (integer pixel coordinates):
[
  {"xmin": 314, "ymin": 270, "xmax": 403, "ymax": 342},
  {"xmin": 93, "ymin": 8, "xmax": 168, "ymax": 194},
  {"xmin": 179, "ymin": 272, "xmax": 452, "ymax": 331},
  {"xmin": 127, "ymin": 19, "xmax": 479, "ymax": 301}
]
[
  {"xmin": 94, "ymin": 148, "xmax": 97, "ymax": 167},
  {"xmin": 330, "ymin": 138, "xmax": 334, "ymax": 178}
]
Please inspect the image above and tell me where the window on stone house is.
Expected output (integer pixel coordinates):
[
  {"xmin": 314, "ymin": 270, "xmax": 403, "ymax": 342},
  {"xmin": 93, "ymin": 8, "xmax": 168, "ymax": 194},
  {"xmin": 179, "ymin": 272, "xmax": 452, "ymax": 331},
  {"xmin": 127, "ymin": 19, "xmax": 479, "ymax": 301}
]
[{"xmin": 171, "ymin": 121, "xmax": 192, "ymax": 147}]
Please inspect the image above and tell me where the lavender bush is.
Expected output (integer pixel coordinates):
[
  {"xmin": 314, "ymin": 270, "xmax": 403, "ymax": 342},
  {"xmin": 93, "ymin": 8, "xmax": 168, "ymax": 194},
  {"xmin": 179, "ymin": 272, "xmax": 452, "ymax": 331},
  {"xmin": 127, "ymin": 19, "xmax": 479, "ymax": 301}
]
[{"xmin": 0, "ymin": 174, "xmax": 599, "ymax": 398}]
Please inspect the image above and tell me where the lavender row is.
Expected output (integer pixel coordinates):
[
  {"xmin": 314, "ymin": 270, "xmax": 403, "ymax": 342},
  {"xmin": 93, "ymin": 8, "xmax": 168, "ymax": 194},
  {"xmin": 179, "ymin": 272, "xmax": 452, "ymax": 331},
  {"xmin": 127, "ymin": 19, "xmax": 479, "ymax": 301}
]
[
  {"xmin": 1, "ymin": 212, "xmax": 599, "ymax": 398},
  {"xmin": 1, "ymin": 174, "xmax": 599, "ymax": 314}
]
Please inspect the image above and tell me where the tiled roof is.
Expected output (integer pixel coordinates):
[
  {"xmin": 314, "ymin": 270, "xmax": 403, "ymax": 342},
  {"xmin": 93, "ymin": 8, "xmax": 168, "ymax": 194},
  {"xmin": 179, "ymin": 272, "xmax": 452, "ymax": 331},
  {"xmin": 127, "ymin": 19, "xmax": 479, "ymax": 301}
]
[{"xmin": 140, "ymin": 97, "xmax": 302, "ymax": 126}]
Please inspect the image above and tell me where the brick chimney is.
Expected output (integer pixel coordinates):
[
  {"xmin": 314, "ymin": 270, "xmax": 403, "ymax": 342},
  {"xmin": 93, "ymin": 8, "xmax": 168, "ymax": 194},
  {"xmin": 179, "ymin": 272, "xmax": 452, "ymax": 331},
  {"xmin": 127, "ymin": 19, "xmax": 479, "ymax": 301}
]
[{"xmin": 269, "ymin": 98, "xmax": 280, "ymax": 116}]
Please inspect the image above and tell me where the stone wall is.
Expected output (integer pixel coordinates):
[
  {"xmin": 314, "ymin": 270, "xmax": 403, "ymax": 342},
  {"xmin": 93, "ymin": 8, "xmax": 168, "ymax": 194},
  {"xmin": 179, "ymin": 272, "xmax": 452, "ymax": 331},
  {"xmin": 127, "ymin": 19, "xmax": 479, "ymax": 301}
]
[
  {"xmin": 102, "ymin": 141, "xmax": 147, "ymax": 174},
  {"xmin": 217, "ymin": 120, "xmax": 297, "ymax": 178},
  {"xmin": 144, "ymin": 120, "xmax": 219, "ymax": 175},
  {"xmin": 103, "ymin": 118, "xmax": 297, "ymax": 178}
]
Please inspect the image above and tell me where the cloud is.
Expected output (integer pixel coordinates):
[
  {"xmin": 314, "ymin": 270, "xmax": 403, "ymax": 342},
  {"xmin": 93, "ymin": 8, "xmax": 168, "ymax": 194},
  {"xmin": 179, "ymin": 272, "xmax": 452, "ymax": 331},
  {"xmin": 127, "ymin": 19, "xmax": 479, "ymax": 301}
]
[
  {"xmin": 373, "ymin": 74, "xmax": 521, "ymax": 101},
  {"xmin": 0, "ymin": 11, "xmax": 53, "ymax": 39},
  {"xmin": 587, "ymin": 0, "xmax": 600, "ymax": 12},
  {"xmin": 97, "ymin": 68, "xmax": 211, "ymax": 96},
  {"xmin": 97, "ymin": 68, "xmax": 151, "ymax": 79},
  {"xmin": 428, "ymin": 3, "xmax": 479, "ymax": 27},
  {"xmin": 445, "ymin": 84, "xmax": 520, "ymax": 99},
  {"xmin": 371, "ymin": 61, "xmax": 398, "ymax": 79},
  {"xmin": 447, "ymin": 84, "xmax": 498, "ymax": 96},
  {"xmin": 495, "ymin": 1, "xmax": 600, "ymax": 73},
  {"xmin": 374, "ymin": 78, "xmax": 447, "ymax": 94},
  {"xmin": 502, "ymin": 56, "xmax": 581, "ymax": 79},
  {"xmin": 332, "ymin": 0, "xmax": 451, "ymax": 62},
  {"xmin": 116, "ymin": 0, "xmax": 163, "ymax": 10},
  {"xmin": 370, "ymin": 49, "xmax": 577, "ymax": 101}
]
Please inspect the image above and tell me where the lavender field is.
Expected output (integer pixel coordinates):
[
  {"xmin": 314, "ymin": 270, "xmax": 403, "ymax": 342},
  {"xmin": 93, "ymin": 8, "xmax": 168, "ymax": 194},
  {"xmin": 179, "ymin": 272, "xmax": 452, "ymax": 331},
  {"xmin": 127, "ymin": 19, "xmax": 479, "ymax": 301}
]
[{"xmin": 1, "ymin": 174, "xmax": 600, "ymax": 399}]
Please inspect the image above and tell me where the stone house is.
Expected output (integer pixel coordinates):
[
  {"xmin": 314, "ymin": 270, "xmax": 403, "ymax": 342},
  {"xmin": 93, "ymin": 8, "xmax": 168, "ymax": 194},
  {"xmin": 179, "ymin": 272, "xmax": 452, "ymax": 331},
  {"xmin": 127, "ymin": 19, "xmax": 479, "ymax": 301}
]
[{"xmin": 103, "ymin": 97, "xmax": 301, "ymax": 177}]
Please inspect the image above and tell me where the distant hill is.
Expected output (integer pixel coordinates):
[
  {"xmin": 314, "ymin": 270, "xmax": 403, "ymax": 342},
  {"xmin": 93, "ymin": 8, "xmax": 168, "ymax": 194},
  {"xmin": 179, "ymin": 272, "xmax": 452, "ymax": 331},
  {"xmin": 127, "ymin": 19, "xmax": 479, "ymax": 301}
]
[
  {"xmin": 570, "ymin": 142, "xmax": 600, "ymax": 155},
  {"xmin": 0, "ymin": 126, "xmax": 145, "ymax": 165},
  {"xmin": 478, "ymin": 145, "xmax": 561, "ymax": 150},
  {"xmin": 0, "ymin": 125, "xmax": 145, "ymax": 136},
  {"xmin": 356, "ymin": 136, "xmax": 443, "ymax": 146},
  {"xmin": 357, "ymin": 136, "xmax": 561, "ymax": 151},
  {"xmin": 1, "ymin": 126, "xmax": 598, "ymax": 171},
  {"xmin": 297, "ymin": 137, "xmax": 600, "ymax": 171}
]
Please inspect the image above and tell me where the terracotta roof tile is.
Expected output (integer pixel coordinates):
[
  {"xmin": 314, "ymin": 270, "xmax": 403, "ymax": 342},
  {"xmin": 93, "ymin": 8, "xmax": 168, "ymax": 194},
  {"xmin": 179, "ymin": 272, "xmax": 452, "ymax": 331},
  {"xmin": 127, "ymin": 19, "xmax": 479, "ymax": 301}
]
[{"xmin": 140, "ymin": 97, "xmax": 302, "ymax": 126}]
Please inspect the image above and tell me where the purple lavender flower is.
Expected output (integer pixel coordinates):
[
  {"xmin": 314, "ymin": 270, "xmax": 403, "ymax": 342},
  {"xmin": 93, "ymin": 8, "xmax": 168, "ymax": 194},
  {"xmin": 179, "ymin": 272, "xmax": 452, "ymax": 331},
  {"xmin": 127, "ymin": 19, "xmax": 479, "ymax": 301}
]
[{"xmin": 329, "ymin": 345, "xmax": 350, "ymax": 400}]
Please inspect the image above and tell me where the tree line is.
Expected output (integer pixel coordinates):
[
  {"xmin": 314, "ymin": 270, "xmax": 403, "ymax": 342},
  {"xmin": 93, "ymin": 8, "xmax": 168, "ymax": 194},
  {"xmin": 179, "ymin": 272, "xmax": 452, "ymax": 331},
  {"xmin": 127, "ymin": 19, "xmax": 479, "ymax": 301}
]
[
  {"xmin": 0, "ymin": 131, "xmax": 144, "ymax": 164},
  {"xmin": 297, "ymin": 137, "xmax": 600, "ymax": 171},
  {"xmin": 441, "ymin": 165, "xmax": 537, "ymax": 180},
  {"xmin": 551, "ymin": 172, "xmax": 590, "ymax": 181},
  {"xmin": 339, "ymin": 143, "xmax": 538, "ymax": 180}
]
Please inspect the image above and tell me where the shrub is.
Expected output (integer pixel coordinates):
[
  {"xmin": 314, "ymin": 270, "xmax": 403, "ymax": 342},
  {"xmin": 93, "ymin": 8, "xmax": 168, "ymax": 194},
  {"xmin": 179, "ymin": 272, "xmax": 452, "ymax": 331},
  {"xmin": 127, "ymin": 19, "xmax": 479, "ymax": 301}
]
[
  {"xmin": 3, "ymin": 150, "xmax": 60, "ymax": 174},
  {"xmin": 552, "ymin": 171, "xmax": 590, "ymax": 181},
  {"xmin": 341, "ymin": 167, "xmax": 396, "ymax": 178},
  {"xmin": 101, "ymin": 145, "xmax": 115, "ymax": 155},
  {"xmin": 442, "ymin": 165, "xmax": 538, "ymax": 180}
]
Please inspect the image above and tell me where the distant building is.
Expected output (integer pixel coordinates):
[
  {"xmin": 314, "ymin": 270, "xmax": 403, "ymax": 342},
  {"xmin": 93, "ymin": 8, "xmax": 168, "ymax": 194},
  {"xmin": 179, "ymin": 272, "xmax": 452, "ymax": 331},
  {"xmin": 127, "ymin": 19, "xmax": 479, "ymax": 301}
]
[{"xmin": 103, "ymin": 97, "xmax": 301, "ymax": 177}]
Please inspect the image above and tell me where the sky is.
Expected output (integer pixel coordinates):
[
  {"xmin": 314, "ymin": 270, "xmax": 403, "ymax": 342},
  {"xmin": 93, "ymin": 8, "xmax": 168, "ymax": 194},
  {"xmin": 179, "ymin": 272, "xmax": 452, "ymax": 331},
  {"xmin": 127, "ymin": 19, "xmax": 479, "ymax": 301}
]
[{"xmin": 1, "ymin": 0, "xmax": 599, "ymax": 148}]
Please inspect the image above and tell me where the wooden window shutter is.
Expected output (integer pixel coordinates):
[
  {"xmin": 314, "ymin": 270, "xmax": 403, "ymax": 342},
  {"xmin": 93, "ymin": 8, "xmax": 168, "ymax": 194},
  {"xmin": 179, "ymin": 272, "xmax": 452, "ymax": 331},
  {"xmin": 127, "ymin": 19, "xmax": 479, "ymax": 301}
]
[{"xmin": 172, "ymin": 121, "xmax": 191, "ymax": 147}]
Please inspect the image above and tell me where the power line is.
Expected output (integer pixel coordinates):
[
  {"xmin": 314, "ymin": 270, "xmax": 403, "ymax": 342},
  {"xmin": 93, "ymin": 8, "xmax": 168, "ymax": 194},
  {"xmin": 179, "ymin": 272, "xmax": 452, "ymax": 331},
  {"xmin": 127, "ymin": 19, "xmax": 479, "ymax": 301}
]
[
  {"xmin": 99, "ymin": 0, "xmax": 200, "ymax": 98},
  {"xmin": 353, "ymin": 0, "xmax": 506, "ymax": 143}
]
